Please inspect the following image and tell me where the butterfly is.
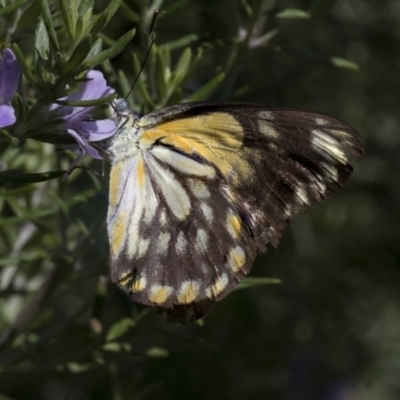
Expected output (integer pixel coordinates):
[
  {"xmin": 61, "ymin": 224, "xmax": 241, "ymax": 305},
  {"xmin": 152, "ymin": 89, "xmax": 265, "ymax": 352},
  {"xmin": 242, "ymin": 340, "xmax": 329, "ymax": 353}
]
[{"xmin": 106, "ymin": 99, "xmax": 363, "ymax": 323}]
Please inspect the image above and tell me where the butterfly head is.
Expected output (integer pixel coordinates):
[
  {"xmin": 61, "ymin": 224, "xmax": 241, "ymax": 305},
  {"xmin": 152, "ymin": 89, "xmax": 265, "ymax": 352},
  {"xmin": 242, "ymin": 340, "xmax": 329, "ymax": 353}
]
[{"xmin": 111, "ymin": 98, "xmax": 140, "ymax": 120}]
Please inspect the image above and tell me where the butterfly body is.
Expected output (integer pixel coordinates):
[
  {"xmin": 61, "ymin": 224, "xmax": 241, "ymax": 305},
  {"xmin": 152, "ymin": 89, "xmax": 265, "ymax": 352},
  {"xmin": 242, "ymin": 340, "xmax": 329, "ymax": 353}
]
[{"xmin": 107, "ymin": 100, "xmax": 363, "ymax": 322}]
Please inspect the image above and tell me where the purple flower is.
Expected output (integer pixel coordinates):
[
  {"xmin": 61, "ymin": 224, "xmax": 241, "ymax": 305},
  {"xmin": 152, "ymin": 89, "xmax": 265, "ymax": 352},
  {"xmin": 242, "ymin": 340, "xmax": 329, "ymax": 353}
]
[
  {"xmin": 0, "ymin": 48, "xmax": 21, "ymax": 128},
  {"xmin": 53, "ymin": 70, "xmax": 117, "ymax": 159}
]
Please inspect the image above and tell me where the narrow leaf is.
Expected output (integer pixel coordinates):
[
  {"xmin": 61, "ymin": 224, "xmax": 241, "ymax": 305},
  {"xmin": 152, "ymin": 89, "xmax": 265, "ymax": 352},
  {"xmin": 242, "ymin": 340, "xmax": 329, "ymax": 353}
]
[
  {"xmin": 106, "ymin": 318, "xmax": 136, "ymax": 342},
  {"xmin": 185, "ymin": 72, "xmax": 225, "ymax": 102},
  {"xmin": 98, "ymin": 0, "xmax": 121, "ymax": 26},
  {"xmin": 64, "ymin": 38, "xmax": 92, "ymax": 71},
  {"xmin": 237, "ymin": 277, "xmax": 281, "ymax": 290},
  {"xmin": 167, "ymin": 34, "xmax": 199, "ymax": 50},
  {"xmin": 90, "ymin": 0, "xmax": 121, "ymax": 36},
  {"xmin": 74, "ymin": 15, "xmax": 84, "ymax": 43},
  {"xmin": 55, "ymin": 92, "xmax": 117, "ymax": 107},
  {"xmin": 59, "ymin": 0, "xmax": 76, "ymax": 40},
  {"xmin": 0, "ymin": 170, "xmax": 66, "ymax": 184},
  {"xmin": 82, "ymin": 28, "xmax": 136, "ymax": 70},
  {"xmin": 77, "ymin": 0, "xmax": 93, "ymax": 16},
  {"xmin": 276, "ymin": 8, "xmax": 311, "ymax": 19},
  {"xmin": 12, "ymin": 44, "xmax": 36, "ymax": 86},
  {"xmin": 132, "ymin": 53, "xmax": 155, "ymax": 109},
  {"xmin": 330, "ymin": 56, "xmax": 360, "ymax": 71},
  {"xmin": 0, "ymin": 130, "xmax": 19, "ymax": 146},
  {"xmin": 0, "ymin": 250, "xmax": 51, "ymax": 267},
  {"xmin": 17, "ymin": 1, "xmax": 41, "ymax": 30},
  {"xmin": 86, "ymin": 39, "xmax": 103, "ymax": 61},
  {"xmin": 146, "ymin": 347, "xmax": 170, "ymax": 358},
  {"xmin": 155, "ymin": 46, "xmax": 170, "ymax": 99},
  {"xmin": 41, "ymin": 0, "xmax": 60, "ymax": 50},
  {"xmin": 34, "ymin": 19, "xmax": 50, "ymax": 60},
  {"xmin": 171, "ymin": 47, "xmax": 192, "ymax": 87},
  {"xmin": 119, "ymin": 2, "xmax": 140, "ymax": 22},
  {"xmin": 0, "ymin": 0, "xmax": 26, "ymax": 16}
]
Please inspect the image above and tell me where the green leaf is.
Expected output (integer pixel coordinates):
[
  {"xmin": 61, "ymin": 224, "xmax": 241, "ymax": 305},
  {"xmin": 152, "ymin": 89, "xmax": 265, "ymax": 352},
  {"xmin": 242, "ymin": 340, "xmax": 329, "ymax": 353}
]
[
  {"xmin": 74, "ymin": 15, "xmax": 84, "ymax": 43},
  {"xmin": 146, "ymin": 347, "xmax": 170, "ymax": 358},
  {"xmin": 77, "ymin": 0, "xmax": 93, "ymax": 17},
  {"xmin": 17, "ymin": 1, "xmax": 41, "ymax": 30},
  {"xmin": 186, "ymin": 48, "xmax": 203, "ymax": 77},
  {"xmin": 237, "ymin": 277, "xmax": 281, "ymax": 290},
  {"xmin": 0, "ymin": 130, "xmax": 19, "ymax": 146},
  {"xmin": 185, "ymin": 72, "xmax": 225, "ymax": 102},
  {"xmin": 276, "ymin": 8, "xmax": 311, "ymax": 19},
  {"xmin": 90, "ymin": 12, "xmax": 108, "ymax": 38},
  {"xmin": 86, "ymin": 39, "xmax": 103, "ymax": 61},
  {"xmin": 170, "ymin": 47, "xmax": 192, "ymax": 89},
  {"xmin": 41, "ymin": 0, "xmax": 60, "ymax": 50},
  {"xmin": 95, "ymin": 0, "xmax": 121, "ymax": 28},
  {"xmin": 102, "ymin": 342, "xmax": 122, "ymax": 352},
  {"xmin": 163, "ymin": 0, "xmax": 190, "ymax": 17},
  {"xmin": 0, "ymin": 0, "xmax": 26, "ymax": 16},
  {"xmin": 34, "ymin": 19, "xmax": 50, "ymax": 60},
  {"xmin": 90, "ymin": 0, "xmax": 121, "ymax": 37},
  {"xmin": 81, "ymin": 28, "xmax": 136, "ymax": 70},
  {"xmin": 132, "ymin": 53, "xmax": 156, "ymax": 109},
  {"xmin": 119, "ymin": 2, "xmax": 140, "ymax": 22},
  {"xmin": 65, "ymin": 362, "xmax": 91, "ymax": 373},
  {"xmin": 55, "ymin": 92, "xmax": 117, "ymax": 107},
  {"xmin": 116, "ymin": 69, "xmax": 131, "ymax": 102},
  {"xmin": 81, "ymin": 8, "xmax": 95, "ymax": 38},
  {"xmin": 12, "ymin": 94, "xmax": 27, "ymax": 125},
  {"xmin": 175, "ymin": 47, "xmax": 192, "ymax": 75},
  {"xmin": 0, "ymin": 250, "xmax": 51, "ymax": 267},
  {"xmin": 0, "ymin": 170, "xmax": 66, "ymax": 184},
  {"xmin": 330, "ymin": 56, "xmax": 360, "ymax": 71},
  {"xmin": 0, "ymin": 209, "xmax": 58, "ymax": 225},
  {"xmin": 155, "ymin": 46, "xmax": 170, "ymax": 100},
  {"xmin": 59, "ymin": 0, "xmax": 76, "ymax": 40},
  {"xmin": 64, "ymin": 38, "xmax": 92, "ymax": 71},
  {"xmin": 0, "ymin": 185, "xmax": 36, "ymax": 197},
  {"xmin": 280, "ymin": 46, "xmax": 360, "ymax": 70},
  {"xmin": 167, "ymin": 34, "xmax": 199, "ymax": 50},
  {"xmin": 106, "ymin": 318, "xmax": 136, "ymax": 342}
]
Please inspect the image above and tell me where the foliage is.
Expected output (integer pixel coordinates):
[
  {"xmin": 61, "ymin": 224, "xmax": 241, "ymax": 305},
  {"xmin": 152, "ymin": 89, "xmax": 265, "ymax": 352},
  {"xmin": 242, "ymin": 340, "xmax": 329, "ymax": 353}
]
[{"xmin": 0, "ymin": 0, "xmax": 398, "ymax": 399}]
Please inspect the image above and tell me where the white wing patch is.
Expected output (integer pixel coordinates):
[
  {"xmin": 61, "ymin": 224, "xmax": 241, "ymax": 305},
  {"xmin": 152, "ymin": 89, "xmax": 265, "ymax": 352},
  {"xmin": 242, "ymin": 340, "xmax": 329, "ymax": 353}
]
[
  {"xmin": 177, "ymin": 280, "xmax": 201, "ymax": 303},
  {"xmin": 146, "ymin": 155, "xmax": 191, "ymax": 220},
  {"xmin": 205, "ymin": 273, "xmax": 229, "ymax": 298},
  {"xmin": 149, "ymin": 284, "xmax": 174, "ymax": 304},
  {"xmin": 312, "ymin": 129, "xmax": 347, "ymax": 163},
  {"xmin": 195, "ymin": 228, "xmax": 209, "ymax": 253},
  {"xmin": 151, "ymin": 146, "xmax": 216, "ymax": 178},
  {"xmin": 175, "ymin": 231, "xmax": 187, "ymax": 255},
  {"xmin": 200, "ymin": 202, "xmax": 214, "ymax": 223},
  {"xmin": 156, "ymin": 231, "xmax": 171, "ymax": 255},
  {"xmin": 187, "ymin": 178, "xmax": 211, "ymax": 199}
]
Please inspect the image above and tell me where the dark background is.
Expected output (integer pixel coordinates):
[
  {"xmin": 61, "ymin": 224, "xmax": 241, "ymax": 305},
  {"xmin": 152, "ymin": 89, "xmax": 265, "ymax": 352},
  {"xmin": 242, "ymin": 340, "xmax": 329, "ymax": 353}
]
[{"xmin": 1, "ymin": 0, "xmax": 399, "ymax": 399}]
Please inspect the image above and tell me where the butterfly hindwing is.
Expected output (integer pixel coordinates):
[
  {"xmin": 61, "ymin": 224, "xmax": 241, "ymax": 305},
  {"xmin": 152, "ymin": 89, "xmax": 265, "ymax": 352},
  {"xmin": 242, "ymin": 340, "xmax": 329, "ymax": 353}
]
[{"xmin": 107, "ymin": 101, "xmax": 363, "ymax": 322}]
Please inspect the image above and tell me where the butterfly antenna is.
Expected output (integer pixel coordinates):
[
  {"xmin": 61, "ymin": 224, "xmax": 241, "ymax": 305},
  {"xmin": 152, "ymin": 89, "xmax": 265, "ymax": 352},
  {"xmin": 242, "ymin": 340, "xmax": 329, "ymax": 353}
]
[
  {"xmin": 149, "ymin": 9, "xmax": 160, "ymax": 36},
  {"xmin": 125, "ymin": 10, "xmax": 160, "ymax": 100}
]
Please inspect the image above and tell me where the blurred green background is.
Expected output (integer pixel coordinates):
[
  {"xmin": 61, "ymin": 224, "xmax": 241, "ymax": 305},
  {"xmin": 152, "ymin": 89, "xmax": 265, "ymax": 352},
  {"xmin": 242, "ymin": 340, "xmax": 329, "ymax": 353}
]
[{"xmin": 0, "ymin": 0, "xmax": 398, "ymax": 399}]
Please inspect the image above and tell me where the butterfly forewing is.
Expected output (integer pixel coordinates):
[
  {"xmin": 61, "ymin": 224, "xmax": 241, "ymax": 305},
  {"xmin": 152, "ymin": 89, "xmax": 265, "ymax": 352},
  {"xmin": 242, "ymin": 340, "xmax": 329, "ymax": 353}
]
[{"xmin": 107, "ymin": 101, "xmax": 363, "ymax": 322}]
